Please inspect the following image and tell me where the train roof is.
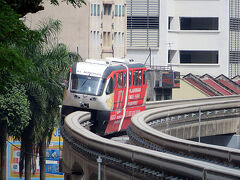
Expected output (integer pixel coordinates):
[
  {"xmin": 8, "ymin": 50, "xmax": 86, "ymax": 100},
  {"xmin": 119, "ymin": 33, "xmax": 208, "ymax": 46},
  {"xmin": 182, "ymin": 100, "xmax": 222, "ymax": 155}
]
[{"xmin": 71, "ymin": 58, "xmax": 146, "ymax": 78}]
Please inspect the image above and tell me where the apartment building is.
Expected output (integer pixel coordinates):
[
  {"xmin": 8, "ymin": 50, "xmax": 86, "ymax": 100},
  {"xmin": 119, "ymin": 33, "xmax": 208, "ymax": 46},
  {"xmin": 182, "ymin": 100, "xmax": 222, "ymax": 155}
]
[
  {"xmin": 127, "ymin": 0, "xmax": 238, "ymax": 77},
  {"xmin": 230, "ymin": 0, "xmax": 240, "ymax": 77},
  {"xmin": 89, "ymin": 0, "xmax": 127, "ymax": 58},
  {"xmin": 25, "ymin": 0, "xmax": 127, "ymax": 60}
]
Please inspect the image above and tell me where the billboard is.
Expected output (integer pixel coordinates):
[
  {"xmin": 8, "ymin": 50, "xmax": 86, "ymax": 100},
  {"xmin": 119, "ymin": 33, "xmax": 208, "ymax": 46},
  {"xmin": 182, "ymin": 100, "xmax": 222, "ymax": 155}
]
[
  {"xmin": 173, "ymin": 72, "xmax": 180, "ymax": 88},
  {"xmin": 161, "ymin": 72, "xmax": 174, "ymax": 88},
  {"xmin": 154, "ymin": 71, "xmax": 180, "ymax": 88},
  {"xmin": 7, "ymin": 129, "xmax": 64, "ymax": 180}
]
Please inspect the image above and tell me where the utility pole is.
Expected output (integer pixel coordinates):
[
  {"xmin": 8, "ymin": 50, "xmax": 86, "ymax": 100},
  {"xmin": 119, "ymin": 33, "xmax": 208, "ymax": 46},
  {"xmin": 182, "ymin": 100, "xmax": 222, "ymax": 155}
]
[
  {"xmin": 198, "ymin": 107, "xmax": 201, "ymax": 142},
  {"xmin": 97, "ymin": 156, "xmax": 102, "ymax": 180}
]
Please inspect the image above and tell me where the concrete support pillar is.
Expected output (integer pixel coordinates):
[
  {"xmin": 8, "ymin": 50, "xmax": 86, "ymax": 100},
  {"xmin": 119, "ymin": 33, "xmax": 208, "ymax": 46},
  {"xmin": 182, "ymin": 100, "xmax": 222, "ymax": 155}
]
[
  {"xmin": 71, "ymin": 174, "xmax": 84, "ymax": 180},
  {"xmin": 236, "ymin": 120, "xmax": 240, "ymax": 135}
]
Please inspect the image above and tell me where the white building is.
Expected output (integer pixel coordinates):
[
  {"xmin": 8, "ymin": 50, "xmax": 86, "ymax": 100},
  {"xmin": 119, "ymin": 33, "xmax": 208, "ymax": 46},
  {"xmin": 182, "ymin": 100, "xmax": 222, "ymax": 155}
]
[{"xmin": 127, "ymin": 0, "xmax": 239, "ymax": 77}]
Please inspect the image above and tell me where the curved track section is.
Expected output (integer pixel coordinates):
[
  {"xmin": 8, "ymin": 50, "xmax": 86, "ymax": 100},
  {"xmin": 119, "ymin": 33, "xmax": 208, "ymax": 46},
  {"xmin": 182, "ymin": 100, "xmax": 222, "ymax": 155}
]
[{"xmin": 61, "ymin": 96, "xmax": 240, "ymax": 179}]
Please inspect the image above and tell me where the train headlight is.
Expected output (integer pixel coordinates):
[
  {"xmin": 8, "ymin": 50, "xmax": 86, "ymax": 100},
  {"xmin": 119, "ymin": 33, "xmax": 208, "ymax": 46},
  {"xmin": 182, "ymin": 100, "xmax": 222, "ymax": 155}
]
[
  {"xmin": 90, "ymin": 97, "xmax": 97, "ymax": 101},
  {"xmin": 80, "ymin": 102, "xmax": 89, "ymax": 108},
  {"xmin": 74, "ymin": 94, "xmax": 80, "ymax": 99}
]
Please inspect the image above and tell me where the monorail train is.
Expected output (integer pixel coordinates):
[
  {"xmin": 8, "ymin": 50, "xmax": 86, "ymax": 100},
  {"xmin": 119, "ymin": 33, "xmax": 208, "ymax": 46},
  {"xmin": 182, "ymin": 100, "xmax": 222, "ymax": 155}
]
[{"xmin": 62, "ymin": 58, "xmax": 148, "ymax": 136}]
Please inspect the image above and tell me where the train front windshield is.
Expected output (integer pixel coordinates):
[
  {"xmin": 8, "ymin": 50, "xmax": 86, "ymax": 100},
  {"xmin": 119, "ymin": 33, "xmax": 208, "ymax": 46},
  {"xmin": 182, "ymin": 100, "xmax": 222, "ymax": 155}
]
[{"xmin": 71, "ymin": 74, "xmax": 106, "ymax": 96}]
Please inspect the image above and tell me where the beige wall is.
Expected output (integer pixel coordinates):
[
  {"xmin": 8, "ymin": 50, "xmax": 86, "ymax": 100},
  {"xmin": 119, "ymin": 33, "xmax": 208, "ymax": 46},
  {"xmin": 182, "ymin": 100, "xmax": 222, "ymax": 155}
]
[
  {"xmin": 25, "ymin": 1, "xmax": 90, "ymax": 59},
  {"xmin": 172, "ymin": 79, "xmax": 208, "ymax": 100},
  {"xmin": 24, "ymin": 0, "xmax": 127, "ymax": 60}
]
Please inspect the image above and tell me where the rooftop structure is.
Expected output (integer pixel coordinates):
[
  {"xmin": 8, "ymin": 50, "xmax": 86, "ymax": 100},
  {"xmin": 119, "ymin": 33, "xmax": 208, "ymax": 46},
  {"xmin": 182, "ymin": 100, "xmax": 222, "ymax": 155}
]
[{"xmin": 183, "ymin": 74, "xmax": 240, "ymax": 97}]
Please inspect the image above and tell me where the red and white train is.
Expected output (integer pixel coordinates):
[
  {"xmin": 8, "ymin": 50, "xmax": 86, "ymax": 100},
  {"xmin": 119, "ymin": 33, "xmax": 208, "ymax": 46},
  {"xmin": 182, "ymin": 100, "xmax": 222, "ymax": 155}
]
[{"xmin": 62, "ymin": 58, "xmax": 148, "ymax": 136}]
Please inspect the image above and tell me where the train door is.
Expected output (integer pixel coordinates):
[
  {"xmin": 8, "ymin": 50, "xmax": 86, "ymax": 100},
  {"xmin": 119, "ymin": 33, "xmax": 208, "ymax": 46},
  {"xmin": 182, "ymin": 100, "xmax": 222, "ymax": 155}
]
[
  {"xmin": 105, "ymin": 70, "xmax": 127, "ymax": 134},
  {"xmin": 124, "ymin": 68, "xmax": 146, "ymax": 128},
  {"xmin": 113, "ymin": 71, "xmax": 126, "ymax": 110},
  {"xmin": 127, "ymin": 69, "xmax": 143, "ymax": 107}
]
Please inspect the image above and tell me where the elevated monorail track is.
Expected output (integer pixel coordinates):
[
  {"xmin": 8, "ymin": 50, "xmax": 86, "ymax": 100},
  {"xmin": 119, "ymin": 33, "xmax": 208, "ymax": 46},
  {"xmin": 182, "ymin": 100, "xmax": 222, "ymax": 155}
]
[{"xmin": 61, "ymin": 95, "xmax": 240, "ymax": 179}]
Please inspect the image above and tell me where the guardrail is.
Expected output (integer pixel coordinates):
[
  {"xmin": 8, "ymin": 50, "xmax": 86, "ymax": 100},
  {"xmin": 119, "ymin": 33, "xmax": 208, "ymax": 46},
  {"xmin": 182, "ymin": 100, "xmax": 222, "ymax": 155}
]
[
  {"xmin": 145, "ymin": 95, "xmax": 240, "ymax": 110},
  {"xmin": 61, "ymin": 95, "xmax": 240, "ymax": 179},
  {"xmin": 130, "ymin": 99, "xmax": 240, "ymax": 166}
]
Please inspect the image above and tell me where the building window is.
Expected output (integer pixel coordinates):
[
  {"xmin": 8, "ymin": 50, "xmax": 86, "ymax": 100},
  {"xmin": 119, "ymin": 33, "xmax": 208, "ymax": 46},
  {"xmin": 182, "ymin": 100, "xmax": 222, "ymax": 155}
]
[
  {"xmin": 103, "ymin": 32, "xmax": 111, "ymax": 48},
  {"xmin": 180, "ymin": 17, "xmax": 218, "ymax": 30},
  {"xmin": 122, "ymin": 5, "xmax": 125, "ymax": 16},
  {"xmin": 97, "ymin": 4, "xmax": 100, "ymax": 16},
  {"xmin": 103, "ymin": 4, "xmax": 111, "ymax": 15},
  {"xmin": 168, "ymin": 50, "xmax": 177, "ymax": 63},
  {"xmin": 91, "ymin": 4, "xmax": 93, "ymax": 16},
  {"xmin": 180, "ymin": 51, "xmax": 218, "ymax": 64},
  {"xmin": 229, "ymin": 0, "xmax": 240, "ymax": 77},
  {"xmin": 115, "ymin": 5, "xmax": 118, "ymax": 16},
  {"xmin": 119, "ymin": 5, "xmax": 121, "ymax": 16},
  {"xmin": 230, "ymin": 18, "xmax": 240, "ymax": 31},
  {"xmin": 94, "ymin": 4, "xmax": 96, "ymax": 16},
  {"xmin": 127, "ymin": 0, "xmax": 160, "ymax": 47},
  {"xmin": 168, "ymin": 17, "xmax": 173, "ymax": 30},
  {"xmin": 122, "ymin": 33, "xmax": 124, "ymax": 45}
]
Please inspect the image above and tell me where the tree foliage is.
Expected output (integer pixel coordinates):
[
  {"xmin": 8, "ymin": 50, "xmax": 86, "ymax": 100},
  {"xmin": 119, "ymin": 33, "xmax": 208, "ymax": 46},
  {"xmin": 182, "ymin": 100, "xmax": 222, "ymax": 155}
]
[
  {"xmin": 6, "ymin": 0, "xmax": 86, "ymax": 17},
  {"xmin": 0, "ymin": 0, "xmax": 41, "ymax": 89},
  {"xmin": 0, "ymin": 81, "xmax": 31, "ymax": 138},
  {"xmin": 0, "ymin": 0, "xmax": 83, "ymax": 179},
  {"xmin": 18, "ymin": 19, "xmax": 78, "ymax": 179},
  {"xmin": 0, "ymin": 78, "xmax": 31, "ymax": 180},
  {"xmin": 24, "ymin": 19, "xmax": 77, "ymax": 142}
]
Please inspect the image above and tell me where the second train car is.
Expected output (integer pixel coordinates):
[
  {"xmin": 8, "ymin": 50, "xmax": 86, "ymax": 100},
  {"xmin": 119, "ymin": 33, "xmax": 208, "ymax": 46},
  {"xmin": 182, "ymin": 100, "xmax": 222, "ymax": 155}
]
[{"xmin": 62, "ymin": 58, "xmax": 148, "ymax": 136}]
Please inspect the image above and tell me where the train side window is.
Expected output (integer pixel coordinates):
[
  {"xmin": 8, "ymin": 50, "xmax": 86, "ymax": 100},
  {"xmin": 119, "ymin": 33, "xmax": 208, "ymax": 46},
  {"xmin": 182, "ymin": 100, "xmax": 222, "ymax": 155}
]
[
  {"xmin": 124, "ymin": 72, "xmax": 127, "ymax": 88},
  {"xmin": 129, "ymin": 71, "xmax": 132, "ymax": 87},
  {"xmin": 135, "ymin": 71, "xmax": 139, "ymax": 86},
  {"xmin": 114, "ymin": 74, "xmax": 117, "ymax": 89},
  {"xmin": 138, "ymin": 70, "xmax": 142, "ymax": 86},
  {"xmin": 143, "ymin": 71, "xmax": 146, "ymax": 85},
  {"xmin": 117, "ymin": 72, "xmax": 123, "ymax": 89},
  {"xmin": 106, "ymin": 77, "xmax": 114, "ymax": 95},
  {"xmin": 133, "ymin": 71, "xmax": 136, "ymax": 86},
  {"xmin": 71, "ymin": 75, "xmax": 78, "ymax": 89}
]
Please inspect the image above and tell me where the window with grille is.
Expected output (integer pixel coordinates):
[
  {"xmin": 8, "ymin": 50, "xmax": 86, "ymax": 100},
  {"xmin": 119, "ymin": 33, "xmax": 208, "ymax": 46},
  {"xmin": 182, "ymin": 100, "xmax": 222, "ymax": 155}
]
[
  {"xmin": 229, "ymin": 0, "xmax": 240, "ymax": 77},
  {"xmin": 127, "ymin": 0, "xmax": 159, "ymax": 47}
]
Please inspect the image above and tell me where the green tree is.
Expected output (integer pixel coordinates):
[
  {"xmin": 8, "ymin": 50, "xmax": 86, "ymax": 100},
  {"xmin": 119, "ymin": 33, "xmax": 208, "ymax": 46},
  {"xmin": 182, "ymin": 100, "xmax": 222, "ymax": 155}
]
[
  {"xmin": 0, "ymin": 0, "xmax": 41, "ymax": 89},
  {"xmin": 0, "ymin": 1, "xmax": 39, "ymax": 180},
  {"xmin": 0, "ymin": 80, "xmax": 31, "ymax": 180},
  {"xmin": 0, "ymin": 0, "xmax": 86, "ymax": 88},
  {"xmin": 19, "ymin": 19, "xmax": 78, "ymax": 180},
  {"xmin": 0, "ymin": 0, "xmax": 83, "ymax": 179}
]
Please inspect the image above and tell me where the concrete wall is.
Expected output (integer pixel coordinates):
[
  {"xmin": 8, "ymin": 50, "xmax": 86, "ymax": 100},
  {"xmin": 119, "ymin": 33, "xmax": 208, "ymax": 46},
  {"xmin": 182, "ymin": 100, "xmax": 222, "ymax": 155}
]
[
  {"xmin": 162, "ymin": 115, "xmax": 240, "ymax": 140},
  {"xmin": 192, "ymin": 134, "xmax": 240, "ymax": 149},
  {"xmin": 25, "ymin": 1, "xmax": 90, "ymax": 59}
]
